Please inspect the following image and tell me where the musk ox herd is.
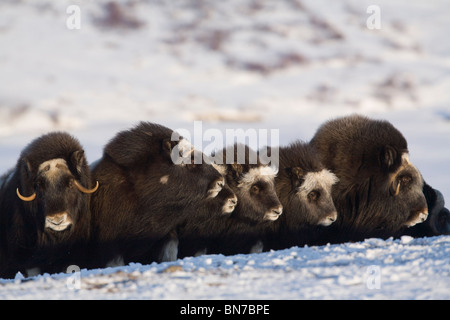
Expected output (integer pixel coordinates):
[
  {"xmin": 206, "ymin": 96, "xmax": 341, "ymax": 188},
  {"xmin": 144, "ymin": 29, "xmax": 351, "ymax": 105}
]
[{"xmin": 0, "ymin": 114, "xmax": 448, "ymax": 278}]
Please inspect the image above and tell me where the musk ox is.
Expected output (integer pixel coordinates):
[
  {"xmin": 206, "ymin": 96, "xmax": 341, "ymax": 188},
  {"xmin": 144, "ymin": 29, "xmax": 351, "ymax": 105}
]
[
  {"xmin": 0, "ymin": 132, "xmax": 98, "ymax": 278},
  {"xmin": 261, "ymin": 141, "xmax": 339, "ymax": 250},
  {"xmin": 177, "ymin": 143, "xmax": 283, "ymax": 257},
  {"xmin": 88, "ymin": 122, "xmax": 229, "ymax": 268},
  {"xmin": 309, "ymin": 114, "xmax": 428, "ymax": 243}
]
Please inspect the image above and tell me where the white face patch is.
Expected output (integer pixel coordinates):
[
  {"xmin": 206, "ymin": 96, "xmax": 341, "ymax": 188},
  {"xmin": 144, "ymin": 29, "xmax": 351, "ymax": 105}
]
[
  {"xmin": 238, "ymin": 166, "xmax": 278, "ymax": 189},
  {"xmin": 159, "ymin": 175, "xmax": 169, "ymax": 184},
  {"xmin": 45, "ymin": 212, "xmax": 72, "ymax": 232},
  {"xmin": 264, "ymin": 210, "xmax": 282, "ymax": 221},
  {"xmin": 298, "ymin": 169, "xmax": 339, "ymax": 197},
  {"xmin": 207, "ymin": 177, "xmax": 225, "ymax": 198},
  {"xmin": 38, "ymin": 158, "xmax": 70, "ymax": 182},
  {"xmin": 405, "ymin": 209, "xmax": 428, "ymax": 227},
  {"xmin": 318, "ymin": 211, "xmax": 338, "ymax": 226},
  {"xmin": 222, "ymin": 194, "xmax": 238, "ymax": 214}
]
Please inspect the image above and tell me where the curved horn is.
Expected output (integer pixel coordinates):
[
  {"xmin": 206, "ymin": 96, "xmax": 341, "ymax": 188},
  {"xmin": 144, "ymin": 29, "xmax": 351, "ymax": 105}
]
[
  {"xmin": 390, "ymin": 180, "xmax": 401, "ymax": 197},
  {"xmin": 73, "ymin": 180, "xmax": 99, "ymax": 194},
  {"xmin": 16, "ymin": 188, "xmax": 36, "ymax": 202}
]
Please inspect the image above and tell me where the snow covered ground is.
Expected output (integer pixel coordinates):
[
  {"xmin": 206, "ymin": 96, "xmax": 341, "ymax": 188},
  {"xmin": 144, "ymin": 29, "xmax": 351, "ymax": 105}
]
[
  {"xmin": 0, "ymin": 235, "xmax": 449, "ymax": 300},
  {"xmin": 0, "ymin": 0, "xmax": 449, "ymax": 300}
]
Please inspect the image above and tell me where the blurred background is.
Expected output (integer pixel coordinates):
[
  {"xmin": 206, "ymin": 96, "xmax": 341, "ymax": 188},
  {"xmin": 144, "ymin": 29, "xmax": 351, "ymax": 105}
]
[{"xmin": 0, "ymin": 0, "xmax": 449, "ymax": 197}]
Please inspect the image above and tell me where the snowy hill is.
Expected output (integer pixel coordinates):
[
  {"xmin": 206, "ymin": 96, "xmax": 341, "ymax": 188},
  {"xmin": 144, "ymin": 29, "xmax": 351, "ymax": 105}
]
[
  {"xmin": 1, "ymin": 0, "xmax": 449, "ymax": 197},
  {"xmin": 0, "ymin": 0, "xmax": 449, "ymax": 300}
]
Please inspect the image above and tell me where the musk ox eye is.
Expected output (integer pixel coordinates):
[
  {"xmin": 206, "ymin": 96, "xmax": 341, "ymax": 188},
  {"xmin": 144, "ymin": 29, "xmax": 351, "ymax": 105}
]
[
  {"xmin": 308, "ymin": 190, "xmax": 320, "ymax": 202},
  {"xmin": 399, "ymin": 175, "xmax": 412, "ymax": 185},
  {"xmin": 251, "ymin": 185, "xmax": 260, "ymax": 194}
]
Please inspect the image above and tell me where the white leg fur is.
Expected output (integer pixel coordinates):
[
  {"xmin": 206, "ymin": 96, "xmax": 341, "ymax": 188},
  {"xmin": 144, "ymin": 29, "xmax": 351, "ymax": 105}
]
[
  {"xmin": 106, "ymin": 255, "xmax": 125, "ymax": 268},
  {"xmin": 250, "ymin": 240, "xmax": 264, "ymax": 254},
  {"xmin": 159, "ymin": 238, "xmax": 179, "ymax": 262}
]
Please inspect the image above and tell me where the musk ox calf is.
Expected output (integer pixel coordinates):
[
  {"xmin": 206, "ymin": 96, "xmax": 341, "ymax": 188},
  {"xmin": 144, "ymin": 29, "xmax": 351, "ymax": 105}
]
[
  {"xmin": 178, "ymin": 143, "xmax": 283, "ymax": 257},
  {"xmin": 261, "ymin": 141, "xmax": 339, "ymax": 250},
  {"xmin": 89, "ymin": 122, "xmax": 229, "ymax": 268},
  {"xmin": 0, "ymin": 132, "xmax": 98, "ymax": 278},
  {"xmin": 309, "ymin": 114, "xmax": 428, "ymax": 243}
]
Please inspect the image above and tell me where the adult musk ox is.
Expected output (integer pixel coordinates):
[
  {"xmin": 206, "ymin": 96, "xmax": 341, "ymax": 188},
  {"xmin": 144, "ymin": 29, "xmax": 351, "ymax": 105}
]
[
  {"xmin": 262, "ymin": 141, "xmax": 339, "ymax": 250},
  {"xmin": 89, "ymin": 122, "xmax": 228, "ymax": 268},
  {"xmin": 178, "ymin": 143, "xmax": 283, "ymax": 257},
  {"xmin": 0, "ymin": 132, "xmax": 98, "ymax": 278},
  {"xmin": 309, "ymin": 114, "xmax": 428, "ymax": 243}
]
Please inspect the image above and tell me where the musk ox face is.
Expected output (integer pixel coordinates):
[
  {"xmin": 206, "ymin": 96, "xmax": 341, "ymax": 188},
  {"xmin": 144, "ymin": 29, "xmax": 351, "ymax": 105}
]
[
  {"xmin": 219, "ymin": 185, "xmax": 238, "ymax": 214},
  {"xmin": 208, "ymin": 164, "xmax": 238, "ymax": 215},
  {"xmin": 200, "ymin": 179, "xmax": 237, "ymax": 215},
  {"xmin": 166, "ymin": 145, "xmax": 230, "ymax": 201},
  {"xmin": 151, "ymin": 137, "xmax": 227, "ymax": 201},
  {"xmin": 214, "ymin": 144, "xmax": 283, "ymax": 222},
  {"xmin": 232, "ymin": 164, "xmax": 283, "ymax": 222},
  {"xmin": 285, "ymin": 167, "xmax": 339, "ymax": 226},
  {"xmin": 17, "ymin": 151, "xmax": 98, "ymax": 233},
  {"xmin": 206, "ymin": 165, "xmax": 238, "ymax": 214},
  {"xmin": 384, "ymin": 153, "xmax": 428, "ymax": 227}
]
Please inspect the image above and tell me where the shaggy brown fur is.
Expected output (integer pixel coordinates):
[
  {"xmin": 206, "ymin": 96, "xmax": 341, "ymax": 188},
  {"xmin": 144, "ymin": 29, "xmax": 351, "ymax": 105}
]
[
  {"xmin": 88, "ymin": 122, "xmax": 227, "ymax": 267},
  {"xmin": 262, "ymin": 141, "xmax": 338, "ymax": 250},
  {"xmin": 310, "ymin": 114, "xmax": 428, "ymax": 242},
  {"xmin": 185, "ymin": 144, "xmax": 283, "ymax": 256},
  {"xmin": 0, "ymin": 132, "xmax": 95, "ymax": 278}
]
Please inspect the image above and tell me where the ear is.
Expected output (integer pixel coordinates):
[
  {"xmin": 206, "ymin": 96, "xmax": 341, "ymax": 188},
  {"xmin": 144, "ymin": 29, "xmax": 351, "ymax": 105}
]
[
  {"xmin": 70, "ymin": 150, "xmax": 86, "ymax": 175},
  {"xmin": 162, "ymin": 138, "xmax": 174, "ymax": 153},
  {"xmin": 162, "ymin": 138, "xmax": 182, "ymax": 161},
  {"xmin": 18, "ymin": 158, "xmax": 34, "ymax": 194},
  {"xmin": 285, "ymin": 166, "xmax": 304, "ymax": 188},
  {"xmin": 381, "ymin": 145, "xmax": 398, "ymax": 170},
  {"xmin": 20, "ymin": 157, "xmax": 33, "ymax": 178},
  {"xmin": 285, "ymin": 166, "xmax": 303, "ymax": 177},
  {"xmin": 230, "ymin": 163, "xmax": 243, "ymax": 178},
  {"xmin": 292, "ymin": 167, "xmax": 303, "ymax": 179}
]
